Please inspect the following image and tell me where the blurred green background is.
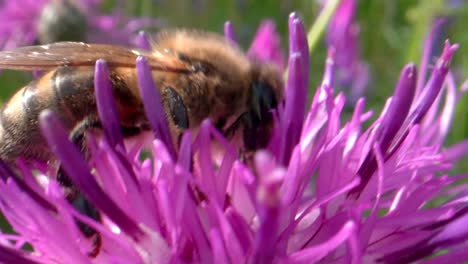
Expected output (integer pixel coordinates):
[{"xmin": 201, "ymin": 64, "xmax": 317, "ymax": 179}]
[{"xmin": 0, "ymin": 0, "xmax": 466, "ymax": 168}]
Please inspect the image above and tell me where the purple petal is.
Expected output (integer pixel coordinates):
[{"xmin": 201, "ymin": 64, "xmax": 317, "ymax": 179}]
[
  {"xmin": 378, "ymin": 210, "xmax": 468, "ymax": 264},
  {"xmin": 416, "ymin": 19, "xmax": 448, "ymax": 96},
  {"xmin": 422, "ymin": 246, "xmax": 468, "ymax": 264},
  {"xmin": 285, "ymin": 14, "xmax": 309, "ymax": 119},
  {"xmin": 39, "ymin": 110, "xmax": 144, "ymax": 240},
  {"xmin": 322, "ymin": 48, "xmax": 336, "ymax": 88},
  {"xmin": 248, "ymin": 20, "xmax": 285, "ymax": 70},
  {"xmin": 177, "ymin": 131, "xmax": 192, "ymax": 171},
  {"xmin": 423, "ymin": 71, "xmax": 458, "ymax": 145},
  {"xmin": 408, "ymin": 41, "xmax": 458, "ymax": 126},
  {"xmin": 346, "ymin": 226, "xmax": 361, "ymax": 263},
  {"xmin": 378, "ymin": 63, "xmax": 417, "ymax": 152},
  {"xmin": 215, "ymin": 207, "xmax": 246, "ymax": 263},
  {"xmin": 94, "ymin": 59, "xmax": 124, "ymax": 148},
  {"xmin": 209, "ymin": 229, "xmax": 230, "ymax": 264},
  {"xmin": 225, "ymin": 207, "xmax": 254, "ymax": 255},
  {"xmin": 327, "ymin": 0, "xmax": 356, "ymax": 45},
  {"xmin": 251, "ymin": 166, "xmax": 285, "ymax": 264},
  {"xmin": 289, "ymin": 13, "xmax": 309, "ymax": 75},
  {"xmin": 280, "ymin": 53, "xmax": 307, "ymax": 164},
  {"xmin": 136, "ymin": 56, "xmax": 176, "ymax": 159},
  {"xmin": 429, "ymin": 209, "xmax": 468, "ymax": 247},
  {"xmin": 0, "ymin": 160, "xmax": 56, "ymax": 212},
  {"xmin": 386, "ymin": 41, "xmax": 458, "ymax": 156},
  {"xmin": 325, "ymin": 0, "xmax": 369, "ymax": 100},
  {"xmin": 195, "ymin": 120, "xmax": 215, "ymax": 183},
  {"xmin": 134, "ymin": 31, "xmax": 152, "ymax": 50},
  {"xmin": 443, "ymin": 140, "xmax": 468, "ymax": 161},
  {"xmin": 0, "ymin": 243, "xmax": 40, "ymax": 264},
  {"xmin": 223, "ymin": 21, "xmax": 237, "ymax": 44},
  {"xmin": 326, "ymin": 0, "xmax": 357, "ymax": 67},
  {"xmin": 287, "ymin": 221, "xmax": 356, "ymax": 263},
  {"xmin": 350, "ymin": 64, "xmax": 417, "ymax": 195}
]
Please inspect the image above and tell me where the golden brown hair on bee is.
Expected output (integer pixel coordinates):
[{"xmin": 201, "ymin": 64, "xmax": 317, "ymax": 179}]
[
  {"xmin": 151, "ymin": 30, "xmax": 284, "ymax": 148},
  {"xmin": 0, "ymin": 29, "xmax": 284, "ymax": 256}
]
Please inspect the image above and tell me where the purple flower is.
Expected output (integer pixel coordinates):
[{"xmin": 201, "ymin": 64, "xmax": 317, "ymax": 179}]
[
  {"xmin": 0, "ymin": 13, "xmax": 467, "ymax": 264},
  {"xmin": 324, "ymin": 0, "xmax": 369, "ymax": 101},
  {"xmin": 0, "ymin": 0, "xmax": 160, "ymax": 49}
]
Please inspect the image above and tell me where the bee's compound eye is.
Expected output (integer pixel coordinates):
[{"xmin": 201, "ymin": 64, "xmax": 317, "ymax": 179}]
[
  {"xmin": 165, "ymin": 87, "xmax": 189, "ymax": 129},
  {"xmin": 242, "ymin": 81, "xmax": 278, "ymax": 150},
  {"xmin": 250, "ymin": 80, "xmax": 278, "ymax": 122}
]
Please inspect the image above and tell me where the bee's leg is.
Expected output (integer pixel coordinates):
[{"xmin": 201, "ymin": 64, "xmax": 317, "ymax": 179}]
[
  {"xmin": 56, "ymin": 116, "xmax": 101, "ymax": 200},
  {"xmin": 57, "ymin": 116, "xmax": 101, "ymax": 196},
  {"xmin": 57, "ymin": 119, "xmax": 149, "ymax": 256},
  {"xmin": 56, "ymin": 117, "xmax": 103, "ymax": 257},
  {"xmin": 58, "ymin": 118, "xmax": 148, "ymax": 190},
  {"xmin": 72, "ymin": 194, "xmax": 102, "ymax": 257}
]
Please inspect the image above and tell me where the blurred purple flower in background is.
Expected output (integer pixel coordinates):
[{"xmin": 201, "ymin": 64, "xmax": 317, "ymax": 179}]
[
  {"xmin": 323, "ymin": 0, "xmax": 369, "ymax": 103},
  {"xmin": 0, "ymin": 0, "xmax": 160, "ymax": 49},
  {"xmin": 0, "ymin": 8, "xmax": 467, "ymax": 264},
  {"xmin": 225, "ymin": 19, "xmax": 285, "ymax": 71},
  {"xmin": 247, "ymin": 20, "xmax": 286, "ymax": 72}
]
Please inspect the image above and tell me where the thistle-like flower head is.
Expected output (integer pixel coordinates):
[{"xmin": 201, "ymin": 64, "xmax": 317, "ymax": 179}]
[{"xmin": 0, "ymin": 10, "xmax": 467, "ymax": 264}]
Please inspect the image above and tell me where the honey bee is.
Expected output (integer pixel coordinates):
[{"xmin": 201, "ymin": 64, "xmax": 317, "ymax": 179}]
[{"xmin": 0, "ymin": 30, "xmax": 283, "ymax": 256}]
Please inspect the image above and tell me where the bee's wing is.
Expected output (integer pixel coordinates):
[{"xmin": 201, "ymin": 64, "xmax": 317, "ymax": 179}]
[{"xmin": 0, "ymin": 42, "xmax": 191, "ymax": 72}]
